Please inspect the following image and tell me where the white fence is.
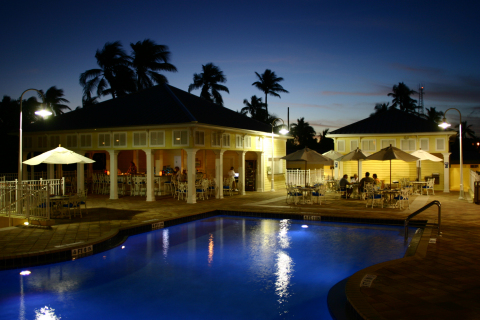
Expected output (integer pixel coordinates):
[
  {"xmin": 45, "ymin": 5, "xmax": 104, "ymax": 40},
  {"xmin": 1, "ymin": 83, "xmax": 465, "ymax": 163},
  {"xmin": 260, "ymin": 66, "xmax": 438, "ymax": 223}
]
[
  {"xmin": 0, "ymin": 186, "xmax": 51, "ymax": 220},
  {"xmin": 1, "ymin": 178, "xmax": 65, "ymax": 198},
  {"xmin": 0, "ymin": 170, "xmax": 77, "ymax": 181},
  {"xmin": 469, "ymin": 169, "xmax": 480, "ymax": 194},
  {"xmin": 285, "ymin": 169, "xmax": 324, "ymax": 187}
]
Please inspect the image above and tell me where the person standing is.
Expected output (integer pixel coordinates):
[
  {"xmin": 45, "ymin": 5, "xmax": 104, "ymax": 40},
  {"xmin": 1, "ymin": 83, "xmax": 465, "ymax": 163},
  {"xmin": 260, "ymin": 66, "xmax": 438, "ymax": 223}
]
[
  {"xmin": 127, "ymin": 161, "xmax": 137, "ymax": 175},
  {"xmin": 227, "ymin": 166, "xmax": 238, "ymax": 191}
]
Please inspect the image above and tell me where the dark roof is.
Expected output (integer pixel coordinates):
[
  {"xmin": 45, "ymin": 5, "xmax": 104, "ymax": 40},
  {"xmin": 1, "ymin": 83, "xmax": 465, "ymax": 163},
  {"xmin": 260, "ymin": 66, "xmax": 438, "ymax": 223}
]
[
  {"xmin": 329, "ymin": 108, "xmax": 446, "ymax": 135},
  {"xmin": 24, "ymin": 84, "xmax": 272, "ymax": 133}
]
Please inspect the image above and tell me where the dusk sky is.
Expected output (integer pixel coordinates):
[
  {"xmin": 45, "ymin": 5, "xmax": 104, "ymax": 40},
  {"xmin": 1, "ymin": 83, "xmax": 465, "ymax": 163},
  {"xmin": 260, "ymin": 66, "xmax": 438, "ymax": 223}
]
[{"xmin": 2, "ymin": 0, "xmax": 479, "ymax": 135}]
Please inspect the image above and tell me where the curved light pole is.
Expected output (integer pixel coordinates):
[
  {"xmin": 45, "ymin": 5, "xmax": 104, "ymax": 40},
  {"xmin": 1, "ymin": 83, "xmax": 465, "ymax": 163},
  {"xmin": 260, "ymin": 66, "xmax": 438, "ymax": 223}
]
[
  {"xmin": 270, "ymin": 118, "xmax": 289, "ymax": 192},
  {"xmin": 17, "ymin": 89, "xmax": 51, "ymax": 215},
  {"xmin": 439, "ymin": 108, "xmax": 463, "ymax": 200}
]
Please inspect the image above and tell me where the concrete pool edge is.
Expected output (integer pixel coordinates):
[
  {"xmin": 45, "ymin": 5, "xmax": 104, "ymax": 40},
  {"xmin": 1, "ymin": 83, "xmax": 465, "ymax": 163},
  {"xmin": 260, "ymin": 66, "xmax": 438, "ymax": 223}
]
[
  {"xmin": 344, "ymin": 221, "xmax": 435, "ymax": 320},
  {"xmin": 0, "ymin": 210, "xmax": 428, "ymax": 271}
]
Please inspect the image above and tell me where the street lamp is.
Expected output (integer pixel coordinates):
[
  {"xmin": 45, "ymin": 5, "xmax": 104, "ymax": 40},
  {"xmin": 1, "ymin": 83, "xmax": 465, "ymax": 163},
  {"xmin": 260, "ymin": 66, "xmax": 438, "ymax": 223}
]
[
  {"xmin": 17, "ymin": 89, "xmax": 52, "ymax": 215},
  {"xmin": 271, "ymin": 118, "xmax": 289, "ymax": 192},
  {"xmin": 439, "ymin": 108, "xmax": 463, "ymax": 200}
]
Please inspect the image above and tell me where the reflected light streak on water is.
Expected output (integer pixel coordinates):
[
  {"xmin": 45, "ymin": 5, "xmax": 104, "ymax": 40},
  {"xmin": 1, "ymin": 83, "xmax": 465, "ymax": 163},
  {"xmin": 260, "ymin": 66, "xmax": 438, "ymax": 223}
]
[
  {"xmin": 162, "ymin": 229, "xmax": 169, "ymax": 258},
  {"xmin": 278, "ymin": 219, "xmax": 291, "ymax": 249},
  {"xmin": 19, "ymin": 275, "xmax": 25, "ymax": 320},
  {"xmin": 275, "ymin": 219, "xmax": 294, "ymax": 305},
  {"xmin": 34, "ymin": 306, "xmax": 61, "ymax": 320},
  {"xmin": 208, "ymin": 233, "xmax": 214, "ymax": 266}
]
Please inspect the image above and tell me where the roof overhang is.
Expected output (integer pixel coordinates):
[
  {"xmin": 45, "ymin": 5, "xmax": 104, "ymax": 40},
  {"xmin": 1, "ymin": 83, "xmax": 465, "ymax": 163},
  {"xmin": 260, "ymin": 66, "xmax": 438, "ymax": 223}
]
[{"xmin": 327, "ymin": 131, "xmax": 456, "ymax": 138}]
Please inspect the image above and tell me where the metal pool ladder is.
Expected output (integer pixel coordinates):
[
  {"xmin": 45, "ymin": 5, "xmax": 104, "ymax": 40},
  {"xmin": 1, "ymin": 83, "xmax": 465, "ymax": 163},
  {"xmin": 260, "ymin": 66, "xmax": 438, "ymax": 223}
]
[{"xmin": 404, "ymin": 200, "xmax": 441, "ymax": 241}]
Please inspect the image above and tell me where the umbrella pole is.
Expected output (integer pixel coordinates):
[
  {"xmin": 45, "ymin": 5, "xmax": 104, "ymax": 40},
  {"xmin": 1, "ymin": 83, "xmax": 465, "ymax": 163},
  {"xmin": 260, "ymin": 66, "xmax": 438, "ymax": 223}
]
[{"xmin": 390, "ymin": 160, "xmax": 392, "ymax": 189}]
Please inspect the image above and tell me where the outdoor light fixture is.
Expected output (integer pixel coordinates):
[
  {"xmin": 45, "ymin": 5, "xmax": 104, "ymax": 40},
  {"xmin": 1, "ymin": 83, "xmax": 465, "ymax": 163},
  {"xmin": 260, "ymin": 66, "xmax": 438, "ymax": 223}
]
[
  {"xmin": 271, "ymin": 118, "xmax": 289, "ymax": 192},
  {"xmin": 35, "ymin": 109, "xmax": 52, "ymax": 117},
  {"xmin": 439, "ymin": 108, "xmax": 464, "ymax": 199},
  {"xmin": 19, "ymin": 270, "xmax": 31, "ymax": 276}
]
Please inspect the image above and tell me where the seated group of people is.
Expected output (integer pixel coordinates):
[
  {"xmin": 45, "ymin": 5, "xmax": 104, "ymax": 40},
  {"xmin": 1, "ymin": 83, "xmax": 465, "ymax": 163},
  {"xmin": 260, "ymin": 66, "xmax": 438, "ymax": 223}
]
[{"xmin": 339, "ymin": 172, "xmax": 384, "ymax": 198}]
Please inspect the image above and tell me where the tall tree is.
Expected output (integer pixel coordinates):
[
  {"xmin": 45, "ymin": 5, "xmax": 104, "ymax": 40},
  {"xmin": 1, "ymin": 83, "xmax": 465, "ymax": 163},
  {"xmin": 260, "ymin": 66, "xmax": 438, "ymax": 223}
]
[
  {"xmin": 423, "ymin": 107, "xmax": 444, "ymax": 123},
  {"xmin": 130, "ymin": 39, "xmax": 177, "ymax": 91},
  {"xmin": 82, "ymin": 92, "xmax": 99, "ymax": 108},
  {"xmin": 79, "ymin": 41, "xmax": 134, "ymax": 100},
  {"xmin": 456, "ymin": 121, "xmax": 477, "ymax": 140},
  {"xmin": 370, "ymin": 102, "xmax": 390, "ymax": 117},
  {"xmin": 252, "ymin": 69, "xmax": 288, "ymax": 115},
  {"xmin": 188, "ymin": 63, "xmax": 229, "ymax": 106},
  {"xmin": 241, "ymin": 95, "xmax": 267, "ymax": 121},
  {"xmin": 289, "ymin": 117, "xmax": 316, "ymax": 147},
  {"xmin": 39, "ymin": 86, "xmax": 71, "ymax": 116},
  {"xmin": 388, "ymin": 82, "xmax": 417, "ymax": 113}
]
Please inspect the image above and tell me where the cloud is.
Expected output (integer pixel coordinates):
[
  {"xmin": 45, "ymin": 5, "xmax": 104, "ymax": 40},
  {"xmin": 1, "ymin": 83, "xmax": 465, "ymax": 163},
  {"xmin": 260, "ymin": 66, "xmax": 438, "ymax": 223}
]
[
  {"xmin": 390, "ymin": 63, "xmax": 444, "ymax": 76},
  {"xmin": 321, "ymin": 90, "xmax": 385, "ymax": 97}
]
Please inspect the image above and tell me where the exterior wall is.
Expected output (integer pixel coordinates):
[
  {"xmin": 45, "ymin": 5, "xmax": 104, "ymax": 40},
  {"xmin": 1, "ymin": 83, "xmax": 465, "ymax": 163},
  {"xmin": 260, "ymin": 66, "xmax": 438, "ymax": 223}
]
[{"xmin": 449, "ymin": 164, "xmax": 479, "ymax": 192}]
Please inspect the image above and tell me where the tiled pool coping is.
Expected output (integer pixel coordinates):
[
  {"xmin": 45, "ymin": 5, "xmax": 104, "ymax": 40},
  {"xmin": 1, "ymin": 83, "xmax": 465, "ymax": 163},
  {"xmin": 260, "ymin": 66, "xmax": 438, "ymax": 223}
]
[{"xmin": 0, "ymin": 210, "xmax": 427, "ymax": 272}]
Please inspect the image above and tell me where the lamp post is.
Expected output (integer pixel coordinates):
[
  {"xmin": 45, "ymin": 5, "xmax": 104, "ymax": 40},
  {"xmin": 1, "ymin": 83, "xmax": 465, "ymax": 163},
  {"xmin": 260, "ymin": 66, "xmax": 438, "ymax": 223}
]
[
  {"xmin": 17, "ymin": 89, "xmax": 51, "ymax": 215},
  {"xmin": 439, "ymin": 108, "xmax": 463, "ymax": 200},
  {"xmin": 270, "ymin": 118, "xmax": 289, "ymax": 192}
]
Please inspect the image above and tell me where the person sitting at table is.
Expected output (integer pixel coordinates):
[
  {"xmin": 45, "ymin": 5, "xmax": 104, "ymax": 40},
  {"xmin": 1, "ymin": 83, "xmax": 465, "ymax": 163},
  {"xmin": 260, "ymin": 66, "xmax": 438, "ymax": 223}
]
[
  {"xmin": 179, "ymin": 169, "xmax": 187, "ymax": 182},
  {"xmin": 126, "ymin": 161, "xmax": 137, "ymax": 175},
  {"xmin": 372, "ymin": 173, "xmax": 384, "ymax": 189},
  {"xmin": 359, "ymin": 172, "xmax": 375, "ymax": 193},
  {"xmin": 351, "ymin": 174, "xmax": 359, "ymax": 183},
  {"xmin": 339, "ymin": 174, "xmax": 353, "ymax": 198}
]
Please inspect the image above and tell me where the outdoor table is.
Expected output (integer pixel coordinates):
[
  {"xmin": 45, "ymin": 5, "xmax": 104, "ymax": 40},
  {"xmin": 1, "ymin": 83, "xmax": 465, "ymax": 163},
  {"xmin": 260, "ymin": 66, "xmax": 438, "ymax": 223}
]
[
  {"xmin": 49, "ymin": 195, "xmax": 69, "ymax": 217},
  {"xmin": 411, "ymin": 181, "xmax": 427, "ymax": 195},
  {"xmin": 380, "ymin": 189, "xmax": 401, "ymax": 207},
  {"xmin": 298, "ymin": 187, "xmax": 315, "ymax": 204}
]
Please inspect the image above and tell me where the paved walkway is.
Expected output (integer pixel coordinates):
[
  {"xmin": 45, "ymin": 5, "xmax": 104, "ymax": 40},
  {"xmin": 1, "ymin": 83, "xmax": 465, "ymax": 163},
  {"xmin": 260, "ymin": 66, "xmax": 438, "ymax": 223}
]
[{"xmin": 0, "ymin": 190, "xmax": 478, "ymax": 319}]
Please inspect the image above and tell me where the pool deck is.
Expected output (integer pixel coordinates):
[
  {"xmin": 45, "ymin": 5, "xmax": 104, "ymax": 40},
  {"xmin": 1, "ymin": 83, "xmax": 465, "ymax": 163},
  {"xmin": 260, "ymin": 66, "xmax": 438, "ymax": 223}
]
[{"xmin": 1, "ymin": 190, "xmax": 479, "ymax": 319}]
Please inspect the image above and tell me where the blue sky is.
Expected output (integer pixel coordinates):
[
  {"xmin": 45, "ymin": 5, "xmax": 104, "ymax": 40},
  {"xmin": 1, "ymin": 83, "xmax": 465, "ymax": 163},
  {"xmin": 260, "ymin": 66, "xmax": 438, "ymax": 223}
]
[{"xmin": 2, "ymin": 0, "xmax": 479, "ymax": 134}]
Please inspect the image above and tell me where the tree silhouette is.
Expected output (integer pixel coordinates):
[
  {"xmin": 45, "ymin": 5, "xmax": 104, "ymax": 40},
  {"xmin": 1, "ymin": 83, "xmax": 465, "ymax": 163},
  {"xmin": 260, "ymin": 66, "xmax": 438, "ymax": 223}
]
[
  {"xmin": 388, "ymin": 82, "xmax": 417, "ymax": 113},
  {"xmin": 289, "ymin": 117, "xmax": 316, "ymax": 147},
  {"xmin": 252, "ymin": 69, "xmax": 288, "ymax": 115},
  {"xmin": 241, "ymin": 95, "xmax": 267, "ymax": 121},
  {"xmin": 423, "ymin": 107, "xmax": 443, "ymax": 123},
  {"xmin": 39, "ymin": 86, "xmax": 71, "ymax": 116},
  {"xmin": 188, "ymin": 63, "xmax": 229, "ymax": 106},
  {"xmin": 370, "ymin": 102, "xmax": 390, "ymax": 117}
]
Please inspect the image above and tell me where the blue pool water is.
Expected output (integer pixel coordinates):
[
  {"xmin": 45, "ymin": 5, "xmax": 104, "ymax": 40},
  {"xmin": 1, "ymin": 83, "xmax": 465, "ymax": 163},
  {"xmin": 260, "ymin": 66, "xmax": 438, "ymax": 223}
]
[{"xmin": 0, "ymin": 217, "xmax": 416, "ymax": 320}]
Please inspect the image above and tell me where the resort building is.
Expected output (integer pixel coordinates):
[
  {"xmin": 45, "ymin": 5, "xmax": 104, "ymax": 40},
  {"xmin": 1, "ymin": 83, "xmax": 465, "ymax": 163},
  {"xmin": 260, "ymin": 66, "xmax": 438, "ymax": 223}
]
[
  {"xmin": 21, "ymin": 84, "xmax": 289, "ymax": 203},
  {"xmin": 327, "ymin": 109, "xmax": 459, "ymax": 192}
]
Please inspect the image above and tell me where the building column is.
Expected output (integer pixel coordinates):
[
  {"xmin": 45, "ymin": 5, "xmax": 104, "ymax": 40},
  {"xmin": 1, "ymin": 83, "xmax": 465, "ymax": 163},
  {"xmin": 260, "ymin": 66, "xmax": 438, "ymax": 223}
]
[
  {"xmin": 77, "ymin": 162, "xmax": 85, "ymax": 193},
  {"xmin": 237, "ymin": 151, "xmax": 246, "ymax": 195},
  {"xmin": 214, "ymin": 150, "xmax": 225, "ymax": 198},
  {"xmin": 442, "ymin": 152, "xmax": 451, "ymax": 193},
  {"xmin": 334, "ymin": 161, "xmax": 339, "ymax": 180},
  {"xmin": 358, "ymin": 160, "xmax": 363, "ymax": 178},
  {"xmin": 185, "ymin": 148, "xmax": 199, "ymax": 204},
  {"xmin": 257, "ymin": 151, "xmax": 265, "ymax": 192},
  {"xmin": 108, "ymin": 150, "xmax": 119, "ymax": 200},
  {"xmin": 143, "ymin": 148, "xmax": 155, "ymax": 202}
]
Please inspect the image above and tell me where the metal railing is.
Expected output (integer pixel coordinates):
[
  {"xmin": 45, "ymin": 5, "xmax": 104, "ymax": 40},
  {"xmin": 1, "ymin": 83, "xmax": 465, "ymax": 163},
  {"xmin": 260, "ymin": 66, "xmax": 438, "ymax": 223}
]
[
  {"xmin": 404, "ymin": 200, "xmax": 441, "ymax": 241},
  {"xmin": 0, "ymin": 185, "xmax": 51, "ymax": 221}
]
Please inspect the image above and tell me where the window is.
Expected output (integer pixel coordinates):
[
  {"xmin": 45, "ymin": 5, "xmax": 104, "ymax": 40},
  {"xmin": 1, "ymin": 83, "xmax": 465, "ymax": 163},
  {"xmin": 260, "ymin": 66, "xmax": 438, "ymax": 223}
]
[
  {"xmin": 236, "ymin": 135, "xmax": 243, "ymax": 148},
  {"xmin": 38, "ymin": 136, "xmax": 47, "ymax": 148},
  {"xmin": 80, "ymin": 134, "xmax": 92, "ymax": 148},
  {"xmin": 256, "ymin": 137, "xmax": 262, "ymax": 150},
  {"xmin": 245, "ymin": 136, "xmax": 251, "ymax": 148},
  {"xmin": 150, "ymin": 131, "xmax": 165, "ymax": 147},
  {"xmin": 381, "ymin": 139, "xmax": 395, "ymax": 148},
  {"xmin": 337, "ymin": 140, "xmax": 345, "ymax": 152},
  {"xmin": 49, "ymin": 135, "xmax": 60, "ymax": 148},
  {"xmin": 173, "ymin": 130, "xmax": 188, "ymax": 146},
  {"xmin": 420, "ymin": 138, "xmax": 429, "ymax": 151},
  {"xmin": 361, "ymin": 140, "xmax": 376, "ymax": 152},
  {"xmin": 400, "ymin": 139, "xmax": 415, "ymax": 151},
  {"xmin": 350, "ymin": 140, "xmax": 358, "ymax": 151},
  {"xmin": 113, "ymin": 132, "xmax": 126, "ymax": 147},
  {"xmin": 133, "ymin": 132, "xmax": 147, "ymax": 147},
  {"xmin": 66, "ymin": 135, "xmax": 77, "ymax": 148},
  {"xmin": 269, "ymin": 158, "xmax": 284, "ymax": 174},
  {"xmin": 24, "ymin": 136, "xmax": 33, "ymax": 148},
  {"xmin": 98, "ymin": 133, "xmax": 111, "ymax": 147},
  {"xmin": 222, "ymin": 133, "xmax": 230, "ymax": 148},
  {"xmin": 436, "ymin": 138, "xmax": 445, "ymax": 151},
  {"xmin": 194, "ymin": 131, "xmax": 205, "ymax": 146},
  {"xmin": 211, "ymin": 132, "xmax": 221, "ymax": 147}
]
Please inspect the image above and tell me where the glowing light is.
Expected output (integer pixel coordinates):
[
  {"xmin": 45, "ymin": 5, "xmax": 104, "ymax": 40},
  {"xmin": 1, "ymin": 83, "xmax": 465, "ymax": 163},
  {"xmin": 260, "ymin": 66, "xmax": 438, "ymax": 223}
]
[
  {"xmin": 24, "ymin": 222, "xmax": 29, "ymax": 226},
  {"xmin": 35, "ymin": 306, "xmax": 61, "ymax": 320},
  {"xmin": 19, "ymin": 270, "xmax": 31, "ymax": 276},
  {"xmin": 438, "ymin": 122, "xmax": 451, "ymax": 129},
  {"xmin": 301, "ymin": 225, "xmax": 308, "ymax": 228},
  {"xmin": 35, "ymin": 110, "xmax": 52, "ymax": 118},
  {"xmin": 122, "ymin": 246, "xmax": 125, "ymax": 249}
]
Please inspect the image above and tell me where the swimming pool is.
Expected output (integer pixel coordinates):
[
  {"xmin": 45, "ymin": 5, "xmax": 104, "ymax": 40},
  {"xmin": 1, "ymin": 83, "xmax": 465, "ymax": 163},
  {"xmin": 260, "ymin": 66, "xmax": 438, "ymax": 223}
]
[{"xmin": 0, "ymin": 216, "xmax": 417, "ymax": 320}]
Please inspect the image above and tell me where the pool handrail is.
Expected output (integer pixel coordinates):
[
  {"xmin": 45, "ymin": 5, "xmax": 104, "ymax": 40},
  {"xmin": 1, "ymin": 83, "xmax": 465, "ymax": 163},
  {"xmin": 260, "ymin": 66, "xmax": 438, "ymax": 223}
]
[{"xmin": 404, "ymin": 200, "xmax": 441, "ymax": 241}]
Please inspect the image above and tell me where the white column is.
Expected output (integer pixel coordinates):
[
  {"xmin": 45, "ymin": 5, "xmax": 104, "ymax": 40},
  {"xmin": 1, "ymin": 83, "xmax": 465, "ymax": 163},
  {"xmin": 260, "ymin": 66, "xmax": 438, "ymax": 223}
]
[
  {"xmin": 214, "ymin": 150, "xmax": 225, "ymax": 198},
  {"xmin": 442, "ymin": 152, "xmax": 451, "ymax": 193},
  {"xmin": 77, "ymin": 162, "xmax": 85, "ymax": 193},
  {"xmin": 109, "ymin": 150, "xmax": 119, "ymax": 200},
  {"xmin": 47, "ymin": 164, "xmax": 54, "ymax": 180},
  {"xmin": 237, "ymin": 151, "xmax": 246, "ymax": 195},
  {"xmin": 334, "ymin": 161, "xmax": 339, "ymax": 180},
  {"xmin": 358, "ymin": 160, "xmax": 363, "ymax": 179},
  {"xmin": 257, "ymin": 152, "xmax": 265, "ymax": 192},
  {"xmin": 143, "ymin": 149, "xmax": 155, "ymax": 202},
  {"xmin": 185, "ymin": 148, "xmax": 199, "ymax": 204}
]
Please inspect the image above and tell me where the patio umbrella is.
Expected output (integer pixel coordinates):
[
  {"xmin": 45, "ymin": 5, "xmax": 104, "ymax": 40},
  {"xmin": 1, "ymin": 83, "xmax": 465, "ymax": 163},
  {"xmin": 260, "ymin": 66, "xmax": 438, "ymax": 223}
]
[
  {"xmin": 281, "ymin": 147, "xmax": 332, "ymax": 184},
  {"xmin": 322, "ymin": 150, "xmax": 344, "ymax": 179},
  {"xmin": 410, "ymin": 149, "xmax": 442, "ymax": 181},
  {"xmin": 337, "ymin": 148, "xmax": 370, "ymax": 178},
  {"xmin": 365, "ymin": 145, "xmax": 419, "ymax": 187},
  {"xmin": 23, "ymin": 145, "xmax": 95, "ymax": 165}
]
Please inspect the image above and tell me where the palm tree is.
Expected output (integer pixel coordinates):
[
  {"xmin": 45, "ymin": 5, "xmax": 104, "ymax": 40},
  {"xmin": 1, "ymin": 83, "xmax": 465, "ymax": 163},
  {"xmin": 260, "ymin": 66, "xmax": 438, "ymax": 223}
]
[
  {"xmin": 82, "ymin": 92, "xmax": 99, "ymax": 108},
  {"xmin": 388, "ymin": 82, "xmax": 417, "ymax": 113},
  {"xmin": 79, "ymin": 41, "xmax": 134, "ymax": 100},
  {"xmin": 39, "ymin": 86, "xmax": 71, "ymax": 116},
  {"xmin": 188, "ymin": 63, "xmax": 229, "ymax": 106},
  {"xmin": 456, "ymin": 121, "xmax": 477, "ymax": 140},
  {"xmin": 130, "ymin": 39, "xmax": 177, "ymax": 91},
  {"xmin": 241, "ymin": 95, "xmax": 267, "ymax": 121},
  {"xmin": 370, "ymin": 102, "xmax": 390, "ymax": 117},
  {"xmin": 252, "ymin": 69, "xmax": 289, "ymax": 115},
  {"xmin": 423, "ymin": 107, "xmax": 443, "ymax": 123},
  {"xmin": 289, "ymin": 117, "xmax": 316, "ymax": 147}
]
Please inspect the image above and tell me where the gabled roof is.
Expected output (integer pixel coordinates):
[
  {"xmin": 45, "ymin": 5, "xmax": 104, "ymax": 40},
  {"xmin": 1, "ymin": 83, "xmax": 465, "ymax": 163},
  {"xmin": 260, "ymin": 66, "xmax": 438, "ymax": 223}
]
[
  {"xmin": 24, "ymin": 84, "xmax": 272, "ymax": 133},
  {"xmin": 328, "ymin": 108, "xmax": 449, "ymax": 135}
]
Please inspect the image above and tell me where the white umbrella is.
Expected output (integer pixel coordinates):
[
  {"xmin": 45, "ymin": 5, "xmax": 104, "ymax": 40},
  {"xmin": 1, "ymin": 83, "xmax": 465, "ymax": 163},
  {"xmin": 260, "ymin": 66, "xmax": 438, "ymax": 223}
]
[
  {"xmin": 322, "ymin": 150, "xmax": 344, "ymax": 179},
  {"xmin": 410, "ymin": 149, "xmax": 442, "ymax": 181},
  {"xmin": 23, "ymin": 145, "xmax": 95, "ymax": 165}
]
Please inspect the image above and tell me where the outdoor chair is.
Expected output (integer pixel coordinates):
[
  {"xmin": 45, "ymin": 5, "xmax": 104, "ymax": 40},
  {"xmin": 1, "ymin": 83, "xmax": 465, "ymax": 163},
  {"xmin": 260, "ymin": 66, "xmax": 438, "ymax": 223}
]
[
  {"xmin": 422, "ymin": 178, "xmax": 435, "ymax": 195},
  {"xmin": 365, "ymin": 183, "xmax": 383, "ymax": 208},
  {"xmin": 286, "ymin": 185, "xmax": 303, "ymax": 205},
  {"xmin": 177, "ymin": 182, "xmax": 187, "ymax": 200},
  {"xmin": 311, "ymin": 185, "xmax": 326, "ymax": 205},
  {"xmin": 394, "ymin": 188, "xmax": 410, "ymax": 209},
  {"xmin": 223, "ymin": 178, "xmax": 233, "ymax": 196},
  {"xmin": 208, "ymin": 179, "xmax": 217, "ymax": 198},
  {"xmin": 77, "ymin": 189, "xmax": 87, "ymax": 212},
  {"xmin": 196, "ymin": 179, "xmax": 209, "ymax": 200}
]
